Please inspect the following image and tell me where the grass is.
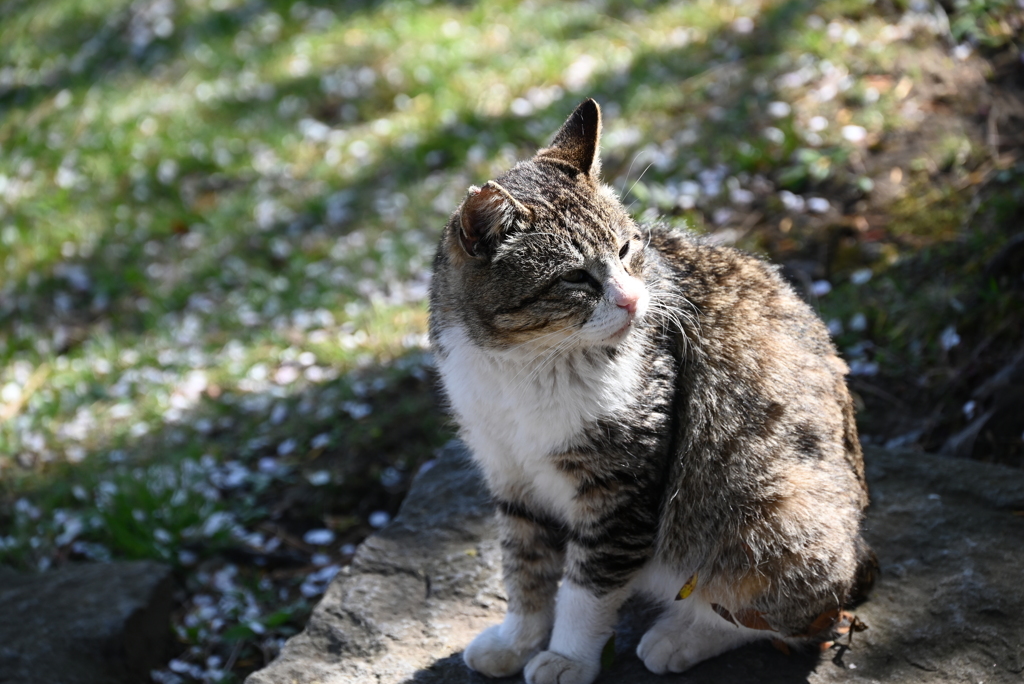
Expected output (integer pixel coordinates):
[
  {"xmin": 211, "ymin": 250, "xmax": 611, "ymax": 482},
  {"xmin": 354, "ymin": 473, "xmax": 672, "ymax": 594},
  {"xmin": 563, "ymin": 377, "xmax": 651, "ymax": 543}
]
[{"xmin": 1, "ymin": 0, "xmax": 1022, "ymax": 681}]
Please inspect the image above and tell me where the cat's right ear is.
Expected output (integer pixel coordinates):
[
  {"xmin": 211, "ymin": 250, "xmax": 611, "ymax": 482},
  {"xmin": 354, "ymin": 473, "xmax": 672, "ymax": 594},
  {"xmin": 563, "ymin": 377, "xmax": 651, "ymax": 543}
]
[
  {"xmin": 536, "ymin": 98, "xmax": 602, "ymax": 178},
  {"xmin": 456, "ymin": 181, "xmax": 531, "ymax": 260}
]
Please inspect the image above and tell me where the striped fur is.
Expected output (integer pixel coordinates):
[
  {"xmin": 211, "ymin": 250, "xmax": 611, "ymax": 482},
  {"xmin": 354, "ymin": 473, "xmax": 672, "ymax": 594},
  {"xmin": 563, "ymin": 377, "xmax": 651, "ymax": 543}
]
[{"xmin": 429, "ymin": 99, "xmax": 872, "ymax": 684}]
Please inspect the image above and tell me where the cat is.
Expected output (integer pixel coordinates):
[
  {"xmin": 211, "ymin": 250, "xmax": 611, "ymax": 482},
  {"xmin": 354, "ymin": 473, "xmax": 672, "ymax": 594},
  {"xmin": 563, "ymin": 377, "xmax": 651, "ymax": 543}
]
[{"xmin": 428, "ymin": 98, "xmax": 874, "ymax": 684}]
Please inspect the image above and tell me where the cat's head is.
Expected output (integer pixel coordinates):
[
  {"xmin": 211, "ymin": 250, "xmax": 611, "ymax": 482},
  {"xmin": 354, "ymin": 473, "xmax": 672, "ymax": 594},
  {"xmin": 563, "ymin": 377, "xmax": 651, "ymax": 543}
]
[{"xmin": 436, "ymin": 99, "xmax": 650, "ymax": 353}]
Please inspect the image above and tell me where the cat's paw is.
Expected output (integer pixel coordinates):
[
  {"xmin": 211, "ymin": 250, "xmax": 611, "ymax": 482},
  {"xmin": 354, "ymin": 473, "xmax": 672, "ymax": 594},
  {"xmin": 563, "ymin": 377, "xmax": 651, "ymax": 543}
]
[
  {"xmin": 463, "ymin": 624, "xmax": 537, "ymax": 678},
  {"xmin": 524, "ymin": 650, "xmax": 600, "ymax": 684},
  {"xmin": 636, "ymin": 622, "xmax": 697, "ymax": 674},
  {"xmin": 638, "ymin": 616, "xmax": 763, "ymax": 674}
]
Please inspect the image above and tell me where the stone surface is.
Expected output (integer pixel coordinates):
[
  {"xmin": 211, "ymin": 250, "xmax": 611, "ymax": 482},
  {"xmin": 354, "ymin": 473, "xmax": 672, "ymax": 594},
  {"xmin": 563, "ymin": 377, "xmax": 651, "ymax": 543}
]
[
  {"xmin": 247, "ymin": 442, "xmax": 1024, "ymax": 684},
  {"xmin": 0, "ymin": 560, "xmax": 174, "ymax": 684}
]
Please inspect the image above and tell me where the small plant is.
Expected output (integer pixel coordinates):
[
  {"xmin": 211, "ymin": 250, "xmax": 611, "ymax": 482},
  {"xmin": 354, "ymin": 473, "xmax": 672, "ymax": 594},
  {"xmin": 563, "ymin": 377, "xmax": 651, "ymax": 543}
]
[{"xmin": 949, "ymin": 0, "xmax": 1024, "ymax": 50}]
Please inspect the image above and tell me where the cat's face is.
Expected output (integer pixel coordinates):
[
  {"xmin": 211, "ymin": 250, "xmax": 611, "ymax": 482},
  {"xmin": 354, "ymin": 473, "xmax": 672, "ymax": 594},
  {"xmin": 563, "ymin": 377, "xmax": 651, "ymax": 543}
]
[{"xmin": 437, "ymin": 99, "xmax": 651, "ymax": 352}]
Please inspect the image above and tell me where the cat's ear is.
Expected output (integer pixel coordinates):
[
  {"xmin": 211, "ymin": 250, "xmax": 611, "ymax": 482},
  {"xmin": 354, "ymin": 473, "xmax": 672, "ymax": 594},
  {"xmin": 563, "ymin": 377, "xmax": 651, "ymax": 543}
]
[
  {"xmin": 536, "ymin": 98, "xmax": 602, "ymax": 177},
  {"xmin": 457, "ymin": 180, "xmax": 531, "ymax": 259}
]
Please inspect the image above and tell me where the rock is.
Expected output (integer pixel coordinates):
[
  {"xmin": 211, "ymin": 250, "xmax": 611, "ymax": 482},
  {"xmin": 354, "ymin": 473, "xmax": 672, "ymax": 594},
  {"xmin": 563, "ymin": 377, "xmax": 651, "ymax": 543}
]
[
  {"xmin": 0, "ymin": 560, "xmax": 174, "ymax": 684},
  {"xmin": 246, "ymin": 442, "xmax": 1024, "ymax": 684}
]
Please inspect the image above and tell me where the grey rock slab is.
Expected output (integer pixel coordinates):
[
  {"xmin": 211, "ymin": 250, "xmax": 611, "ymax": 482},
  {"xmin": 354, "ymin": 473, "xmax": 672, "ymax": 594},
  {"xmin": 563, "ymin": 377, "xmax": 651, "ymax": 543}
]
[
  {"xmin": 0, "ymin": 560, "xmax": 174, "ymax": 684},
  {"xmin": 247, "ymin": 443, "xmax": 1024, "ymax": 684}
]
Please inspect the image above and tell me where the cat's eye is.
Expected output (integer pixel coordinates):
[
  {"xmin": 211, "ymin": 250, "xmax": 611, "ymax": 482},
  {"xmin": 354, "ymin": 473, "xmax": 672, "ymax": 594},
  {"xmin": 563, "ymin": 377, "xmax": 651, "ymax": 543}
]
[
  {"xmin": 619, "ymin": 241, "xmax": 630, "ymax": 260},
  {"xmin": 561, "ymin": 269, "xmax": 589, "ymax": 284}
]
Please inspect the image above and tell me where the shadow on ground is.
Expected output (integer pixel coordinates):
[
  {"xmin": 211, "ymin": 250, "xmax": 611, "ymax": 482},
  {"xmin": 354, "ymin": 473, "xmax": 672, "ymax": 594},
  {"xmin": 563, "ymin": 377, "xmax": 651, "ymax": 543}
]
[{"xmin": 247, "ymin": 441, "xmax": 1024, "ymax": 684}]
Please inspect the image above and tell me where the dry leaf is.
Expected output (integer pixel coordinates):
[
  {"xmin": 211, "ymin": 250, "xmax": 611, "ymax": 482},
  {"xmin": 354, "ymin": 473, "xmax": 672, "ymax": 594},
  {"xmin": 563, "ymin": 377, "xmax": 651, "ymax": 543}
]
[
  {"xmin": 733, "ymin": 608, "xmax": 774, "ymax": 631},
  {"xmin": 711, "ymin": 603, "xmax": 737, "ymax": 626},
  {"xmin": 799, "ymin": 609, "xmax": 868, "ymax": 640},
  {"xmin": 807, "ymin": 608, "xmax": 840, "ymax": 634},
  {"xmin": 711, "ymin": 603, "xmax": 774, "ymax": 630},
  {"xmin": 894, "ymin": 76, "xmax": 913, "ymax": 99},
  {"xmin": 675, "ymin": 572, "xmax": 698, "ymax": 601},
  {"xmin": 864, "ymin": 75, "xmax": 895, "ymax": 93}
]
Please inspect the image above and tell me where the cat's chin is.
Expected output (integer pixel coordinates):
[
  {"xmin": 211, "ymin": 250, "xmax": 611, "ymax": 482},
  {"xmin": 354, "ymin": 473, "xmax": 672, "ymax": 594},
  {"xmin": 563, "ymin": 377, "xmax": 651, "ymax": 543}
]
[
  {"xmin": 607, "ymin": 324, "xmax": 632, "ymax": 343},
  {"xmin": 595, "ymin": 319, "xmax": 637, "ymax": 348},
  {"xmin": 614, "ymin": 318, "xmax": 636, "ymax": 337}
]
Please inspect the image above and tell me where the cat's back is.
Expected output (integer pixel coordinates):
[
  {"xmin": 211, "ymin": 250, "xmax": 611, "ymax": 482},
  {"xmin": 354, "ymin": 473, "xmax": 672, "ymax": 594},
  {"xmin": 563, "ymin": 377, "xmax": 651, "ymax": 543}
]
[
  {"xmin": 647, "ymin": 224, "xmax": 835, "ymax": 361},
  {"xmin": 646, "ymin": 223, "xmax": 867, "ymax": 505}
]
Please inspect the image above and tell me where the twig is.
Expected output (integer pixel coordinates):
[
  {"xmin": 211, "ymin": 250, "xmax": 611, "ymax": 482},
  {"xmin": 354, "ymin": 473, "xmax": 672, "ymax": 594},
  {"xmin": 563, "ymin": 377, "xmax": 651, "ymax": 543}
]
[
  {"xmin": 849, "ymin": 378, "xmax": 907, "ymax": 409},
  {"xmin": 224, "ymin": 639, "xmax": 244, "ymax": 672}
]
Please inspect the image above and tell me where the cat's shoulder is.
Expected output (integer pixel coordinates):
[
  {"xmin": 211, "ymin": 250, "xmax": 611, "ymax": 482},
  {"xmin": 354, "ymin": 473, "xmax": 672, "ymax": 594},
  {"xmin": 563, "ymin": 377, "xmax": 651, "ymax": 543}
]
[
  {"xmin": 644, "ymin": 223, "xmax": 792, "ymax": 294},
  {"xmin": 643, "ymin": 223, "xmax": 833, "ymax": 353}
]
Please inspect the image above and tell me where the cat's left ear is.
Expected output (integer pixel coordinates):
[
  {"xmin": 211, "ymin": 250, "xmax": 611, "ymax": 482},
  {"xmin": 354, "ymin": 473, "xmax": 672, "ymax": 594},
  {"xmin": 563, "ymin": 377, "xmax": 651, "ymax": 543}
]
[
  {"xmin": 536, "ymin": 98, "xmax": 602, "ymax": 178},
  {"xmin": 457, "ymin": 180, "xmax": 532, "ymax": 259}
]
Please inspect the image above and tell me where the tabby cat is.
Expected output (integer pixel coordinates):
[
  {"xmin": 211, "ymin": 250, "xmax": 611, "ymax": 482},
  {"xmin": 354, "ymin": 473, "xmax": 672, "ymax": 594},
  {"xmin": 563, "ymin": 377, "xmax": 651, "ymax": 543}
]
[{"xmin": 428, "ymin": 99, "xmax": 873, "ymax": 684}]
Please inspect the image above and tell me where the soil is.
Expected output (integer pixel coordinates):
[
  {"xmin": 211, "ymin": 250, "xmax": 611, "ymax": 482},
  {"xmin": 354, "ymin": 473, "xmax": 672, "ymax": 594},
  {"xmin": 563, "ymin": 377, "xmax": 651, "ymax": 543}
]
[{"xmin": 760, "ymin": 42, "xmax": 1024, "ymax": 468}]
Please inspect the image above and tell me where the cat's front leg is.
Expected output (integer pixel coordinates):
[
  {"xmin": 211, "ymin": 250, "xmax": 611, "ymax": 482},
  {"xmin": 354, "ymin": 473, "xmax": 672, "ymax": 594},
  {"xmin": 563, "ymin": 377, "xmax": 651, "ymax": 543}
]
[
  {"xmin": 464, "ymin": 612, "xmax": 554, "ymax": 678},
  {"xmin": 524, "ymin": 520, "xmax": 655, "ymax": 684},
  {"xmin": 523, "ymin": 580, "xmax": 629, "ymax": 684},
  {"xmin": 463, "ymin": 504, "xmax": 565, "ymax": 678}
]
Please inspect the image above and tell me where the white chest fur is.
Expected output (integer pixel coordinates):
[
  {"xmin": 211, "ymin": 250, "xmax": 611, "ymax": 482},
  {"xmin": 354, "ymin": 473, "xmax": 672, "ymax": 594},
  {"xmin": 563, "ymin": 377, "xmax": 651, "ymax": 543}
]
[{"xmin": 435, "ymin": 324, "xmax": 642, "ymax": 521}]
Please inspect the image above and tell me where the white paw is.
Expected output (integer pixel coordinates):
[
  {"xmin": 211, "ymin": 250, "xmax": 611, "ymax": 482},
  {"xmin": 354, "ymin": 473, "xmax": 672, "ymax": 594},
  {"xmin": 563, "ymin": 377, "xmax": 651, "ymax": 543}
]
[
  {"xmin": 636, "ymin": 623, "xmax": 696, "ymax": 674},
  {"xmin": 524, "ymin": 650, "xmax": 600, "ymax": 684},
  {"xmin": 463, "ymin": 624, "xmax": 538, "ymax": 678}
]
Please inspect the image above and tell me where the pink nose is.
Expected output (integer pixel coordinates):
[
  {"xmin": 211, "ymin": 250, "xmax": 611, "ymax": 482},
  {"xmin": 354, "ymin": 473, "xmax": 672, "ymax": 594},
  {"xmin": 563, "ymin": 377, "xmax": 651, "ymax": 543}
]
[
  {"xmin": 612, "ymin": 279, "xmax": 642, "ymax": 314},
  {"xmin": 616, "ymin": 291, "xmax": 639, "ymax": 314}
]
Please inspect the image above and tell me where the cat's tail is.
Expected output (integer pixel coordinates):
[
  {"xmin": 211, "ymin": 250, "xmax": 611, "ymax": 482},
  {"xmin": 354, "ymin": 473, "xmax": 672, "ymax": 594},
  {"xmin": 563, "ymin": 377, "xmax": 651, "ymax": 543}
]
[{"xmin": 848, "ymin": 534, "xmax": 879, "ymax": 606}]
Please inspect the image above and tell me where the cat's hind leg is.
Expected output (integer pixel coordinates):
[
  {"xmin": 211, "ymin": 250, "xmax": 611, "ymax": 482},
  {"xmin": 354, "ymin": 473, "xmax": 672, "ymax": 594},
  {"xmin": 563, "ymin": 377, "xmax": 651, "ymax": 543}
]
[{"xmin": 637, "ymin": 597, "xmax": 770, "ymax": 674}]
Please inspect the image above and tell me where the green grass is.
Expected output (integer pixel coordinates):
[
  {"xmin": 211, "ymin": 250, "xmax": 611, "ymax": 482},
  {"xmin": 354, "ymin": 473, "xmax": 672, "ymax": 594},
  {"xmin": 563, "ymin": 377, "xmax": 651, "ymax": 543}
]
[
  {"xmin": 2, "ymin": 0, "xmax": 1022, "ymax": 680},
  {"xmin": 949, "ymin": 0, "xmax": 1024, "ymax": 49}
]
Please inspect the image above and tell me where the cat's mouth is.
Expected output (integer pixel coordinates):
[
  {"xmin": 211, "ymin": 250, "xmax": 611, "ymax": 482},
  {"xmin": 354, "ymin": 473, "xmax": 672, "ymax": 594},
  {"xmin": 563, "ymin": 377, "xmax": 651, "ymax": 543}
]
[
  {"xmin": 606, "ymin": 317, "xmax": 635, "ymax": 342},
  {"xmin": 598, "ymin": 304, "xmax": 648, "ymax": 345}
]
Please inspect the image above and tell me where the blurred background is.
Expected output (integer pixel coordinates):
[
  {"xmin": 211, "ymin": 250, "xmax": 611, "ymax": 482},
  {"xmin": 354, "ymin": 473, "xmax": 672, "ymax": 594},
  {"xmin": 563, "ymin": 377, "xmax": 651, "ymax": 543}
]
[{"xmin": 0, "ymin": 0, "xmax": 1021, "ymax": 681}]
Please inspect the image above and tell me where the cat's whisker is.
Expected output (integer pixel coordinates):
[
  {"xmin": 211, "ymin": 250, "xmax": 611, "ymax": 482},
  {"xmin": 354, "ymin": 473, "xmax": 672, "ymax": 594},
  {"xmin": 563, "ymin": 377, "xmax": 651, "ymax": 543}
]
[
  {"xmin": 509, "ymin": 328, "xmax": 588, "ymax": 397},
  {"xmin": 647, "ymin": 300, "xmax": 686, "ymax": 332},
  {"xmin": 645, "ymin": 298, "xmax": 697, "ymax": 362},
  {"xmin": 523, "ymin": 328, "xmax": 589, "ymax": 389},
  {"xmin": 626, "ymin": 162, "xmax": 654, "ymax": 200},
  {"xmin": 500, "ymin": 325, "xmax": 576, "ymax": 356},
  {"xmin": 507, "ymin": 347, "xmax": 561, "ymax": 398},
  {"xmin": 503, "ymin": 327, "xmax": 583, "ymax": 395},
  {"xmin": 618, "ymin": 152, "xmax": 643, "ymax": 198},
  {"xmin": 649, "ymin": 288, "xmax": 704, "ymax": 344},
  {"xmin": 502, "ymin": 316, "xmax": 584, "ymax": 359},
  {"xmin": 679, "ymin": 295, "xmax": 704, "ymax": 341}
]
